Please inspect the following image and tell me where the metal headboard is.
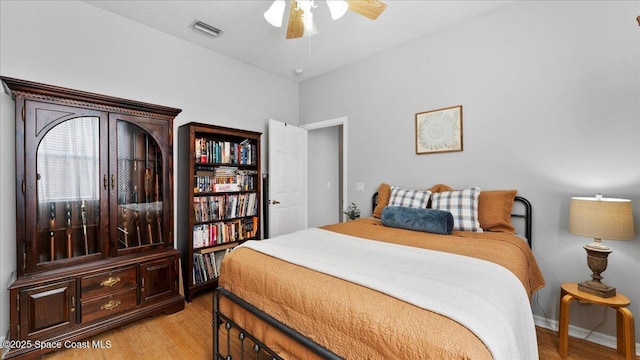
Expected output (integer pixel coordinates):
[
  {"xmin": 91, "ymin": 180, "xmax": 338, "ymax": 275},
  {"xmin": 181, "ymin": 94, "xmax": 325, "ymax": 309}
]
[
  {"xmin": 512, "ymin": 196, "xmax": 532, "ymax": 248},
  {"xmin": 371, "ymin": 192, "xmax": 533, "ymax": 248}
]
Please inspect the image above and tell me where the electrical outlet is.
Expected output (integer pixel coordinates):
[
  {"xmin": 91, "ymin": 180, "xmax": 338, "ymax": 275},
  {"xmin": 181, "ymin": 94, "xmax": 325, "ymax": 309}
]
[{"xmin": 355, "ymin": 182, "xmax": 365, "ymax": 192}]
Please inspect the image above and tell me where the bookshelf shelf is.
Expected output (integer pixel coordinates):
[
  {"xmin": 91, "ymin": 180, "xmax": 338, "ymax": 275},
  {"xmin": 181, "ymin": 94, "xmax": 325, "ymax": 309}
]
[{"xmin": 178, "ymin": 122, "xmax": 262, "ymax": 302}]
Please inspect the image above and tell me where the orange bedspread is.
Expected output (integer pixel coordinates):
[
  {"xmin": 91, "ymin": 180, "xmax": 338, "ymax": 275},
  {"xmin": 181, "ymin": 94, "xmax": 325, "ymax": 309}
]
[
  {"xmin": 322, "ymin": 218, "xmax": 545, "ymax": 297},
  {"xmin": 218, "ymin": 219, "xmax": 545, "ymax": 359}
]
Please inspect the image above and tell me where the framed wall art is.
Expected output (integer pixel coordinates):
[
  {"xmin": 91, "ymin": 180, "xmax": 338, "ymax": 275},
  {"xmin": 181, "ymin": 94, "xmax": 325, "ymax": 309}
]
[{"xmin": 415, "ymin": 105, "xmax": 463, "ymax": 154}]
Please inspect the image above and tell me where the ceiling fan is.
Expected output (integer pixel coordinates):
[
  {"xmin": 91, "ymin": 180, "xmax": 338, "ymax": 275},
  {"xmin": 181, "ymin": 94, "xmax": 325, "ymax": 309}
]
[{"xmin": 264, "ymin": 0, "xmax": 388, "ymax": 39}]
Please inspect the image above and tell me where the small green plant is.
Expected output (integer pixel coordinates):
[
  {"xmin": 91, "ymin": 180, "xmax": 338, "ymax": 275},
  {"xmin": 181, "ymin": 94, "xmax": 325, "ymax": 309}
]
[{"xmin": 343, "ymin": 202, "xmax": 361, "ymax": 221}]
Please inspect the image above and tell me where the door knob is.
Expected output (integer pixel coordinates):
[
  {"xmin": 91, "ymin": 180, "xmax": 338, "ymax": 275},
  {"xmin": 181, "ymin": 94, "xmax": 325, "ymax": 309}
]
[{"xmin": 271, "ymin": 200, "xmax": 280, "ymax": 205}]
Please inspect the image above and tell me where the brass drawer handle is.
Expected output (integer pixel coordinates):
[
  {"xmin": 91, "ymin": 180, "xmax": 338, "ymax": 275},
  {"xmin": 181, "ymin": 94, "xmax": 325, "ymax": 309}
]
[
  {"xmin": 100, "ymin": 276, "xmax": 121, "ymax": 287},
  {"xmin": 100, "ymin": 300, "xmax": 121, "ymax": 311}
]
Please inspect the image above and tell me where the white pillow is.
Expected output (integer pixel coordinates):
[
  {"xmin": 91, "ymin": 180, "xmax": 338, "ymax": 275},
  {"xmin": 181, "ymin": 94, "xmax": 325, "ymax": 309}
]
[
  {"xmin": 431, "ymin": 187, "xmax": 482, "ymax": 232},
  {"xmin": 389, "ymin": 186, "xmax": 431, "ymax": 209}
]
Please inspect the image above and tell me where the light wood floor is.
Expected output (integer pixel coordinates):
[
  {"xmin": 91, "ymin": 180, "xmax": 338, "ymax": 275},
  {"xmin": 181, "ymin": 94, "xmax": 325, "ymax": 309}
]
[{"xmin": 42, "ymin": 291, "xmax": 636, "ymax": 360}]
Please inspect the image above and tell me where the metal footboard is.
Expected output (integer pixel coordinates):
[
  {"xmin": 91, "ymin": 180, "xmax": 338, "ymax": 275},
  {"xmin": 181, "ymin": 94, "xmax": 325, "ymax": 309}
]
[{"xmin": 213, "ymin": 287, "xmax": 342, "ymax": 360}]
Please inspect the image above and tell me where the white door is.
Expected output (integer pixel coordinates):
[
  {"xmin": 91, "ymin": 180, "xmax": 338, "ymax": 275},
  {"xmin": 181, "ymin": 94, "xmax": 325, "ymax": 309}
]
[{"xmin": 268, "ymin": 119, "xmax": 308, "ymax": 238}]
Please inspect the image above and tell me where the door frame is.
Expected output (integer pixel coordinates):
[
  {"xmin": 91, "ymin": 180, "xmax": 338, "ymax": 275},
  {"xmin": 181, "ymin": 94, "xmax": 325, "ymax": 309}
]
[{"xmin": 301, "ymin": 116, "xmax": 348, "ymax": 222}]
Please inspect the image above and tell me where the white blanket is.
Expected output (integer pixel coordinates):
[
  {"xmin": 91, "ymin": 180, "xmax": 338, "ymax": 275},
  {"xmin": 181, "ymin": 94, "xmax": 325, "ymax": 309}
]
[{"xmin": 240, "ymin": 228, "xmax": 538, "ymax": 360}]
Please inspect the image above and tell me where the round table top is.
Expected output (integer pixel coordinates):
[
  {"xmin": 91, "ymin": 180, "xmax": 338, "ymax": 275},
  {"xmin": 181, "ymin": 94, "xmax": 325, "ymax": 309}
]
[{"xmin": 561, "ymin": 283, "xmax": 630, "ymax": 307}]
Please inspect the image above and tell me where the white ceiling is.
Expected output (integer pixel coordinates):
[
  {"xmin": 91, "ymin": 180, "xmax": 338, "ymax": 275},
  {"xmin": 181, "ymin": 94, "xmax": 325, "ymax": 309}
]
[{"xmin": 84, "ymin": 0, "xmax": 513, "ymax": 82}]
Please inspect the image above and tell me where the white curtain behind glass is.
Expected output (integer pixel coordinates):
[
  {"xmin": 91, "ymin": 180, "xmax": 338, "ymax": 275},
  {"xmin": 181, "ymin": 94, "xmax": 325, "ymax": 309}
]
[{"xmin": 37, "ymin": 117, "xmax": 100, "ymax": 202}]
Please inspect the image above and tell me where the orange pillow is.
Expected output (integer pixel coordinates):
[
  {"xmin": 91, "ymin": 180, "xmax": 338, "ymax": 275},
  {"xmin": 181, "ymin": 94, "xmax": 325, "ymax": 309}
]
[
  {"xmin": 372, "ymin": 183, "xmax": 391, "ymax": 218},
  {"xmin": 428, "ymin": 183, "xmax": 454, "ymax": 193},
  {"xmin": 478, "ymin": 190, "xmax": 517, "ymax": 233}
]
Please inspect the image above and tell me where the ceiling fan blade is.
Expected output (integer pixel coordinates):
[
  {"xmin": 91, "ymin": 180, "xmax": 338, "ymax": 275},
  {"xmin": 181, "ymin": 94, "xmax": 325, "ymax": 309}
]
[
  {"xmin": 346, "ymin": 0, "xmax": 387, "ymax": 20},
  {"xmin": 286, "ymin": 0, "xmax": 304, "ymax": 39}
]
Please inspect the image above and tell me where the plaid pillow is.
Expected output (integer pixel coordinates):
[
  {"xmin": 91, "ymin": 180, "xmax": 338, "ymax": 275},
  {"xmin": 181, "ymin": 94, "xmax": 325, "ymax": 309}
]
[
  {"xmin": 389, "ymin": 186, "xmax": 431, "ymax": 209},
  {"xmin": 431, "ymin": 187, "xmax": 482, "ymax": 232}
]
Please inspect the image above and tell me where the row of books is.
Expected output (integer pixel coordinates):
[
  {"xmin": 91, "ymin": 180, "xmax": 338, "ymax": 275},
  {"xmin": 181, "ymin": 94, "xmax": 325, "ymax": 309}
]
[
  {"xmin": 192, "ymin": 248, "xmax": 229, "ymax": 284},
  {"xmin": 194, "ymin": 138, "xmax": 256, "ymax": 165},
  {"xmin": 192, "ymin": 216, "xmax": 258, "ymax": 248},
  {"xmin": 194, "ymin": 168, "xmax": 257, "ymax": 193},
  {"xmin": 193, "ymin": 193, "xmax": 258, "ymax": 222}
]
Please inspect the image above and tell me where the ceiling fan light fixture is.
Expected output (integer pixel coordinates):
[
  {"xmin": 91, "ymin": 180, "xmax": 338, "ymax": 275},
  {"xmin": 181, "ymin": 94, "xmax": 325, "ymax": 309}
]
[
  {"xmin": 297, "ymin": 0, "xmax": 318, "ymax": 31},
  {"xmin": 276, "ymin": 0, "xmax": 386, "ymax": 39},
  {"xmin": 192, "ymin": 20, "xmax": 223, "ymax": 37},
  {"xmin": 264, "ymin": 0, "xmax": 286, "ymax": 27},
  {"xmin": 303, "ymin": 19, "xmax": 319, "ymax": 37},
  {"xmin": 326, "ymin": 0, "xmax": 348, "ymax": 20}
]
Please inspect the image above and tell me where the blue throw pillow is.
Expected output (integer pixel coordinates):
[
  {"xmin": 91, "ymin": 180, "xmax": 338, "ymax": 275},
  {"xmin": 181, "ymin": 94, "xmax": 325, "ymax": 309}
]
[{"xmin": 381, "ymin": 206, "xmax": 454, "ymax": 235}]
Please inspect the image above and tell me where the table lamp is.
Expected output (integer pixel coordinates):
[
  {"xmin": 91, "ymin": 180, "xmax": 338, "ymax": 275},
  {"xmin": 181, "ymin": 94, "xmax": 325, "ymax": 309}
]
[{"xmin": 569, "ymin": 194, "xmax": 635, "ymax": 297}]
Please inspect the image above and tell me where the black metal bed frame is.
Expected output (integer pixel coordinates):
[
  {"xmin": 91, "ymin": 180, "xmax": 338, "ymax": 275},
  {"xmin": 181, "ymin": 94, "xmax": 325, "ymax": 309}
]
[
  {"xmin": 214, "ymin": 287, "xmax": 342, "ymax": 360},
  {"xmin": 214, "ymin": 193, "xmax": 533, "ymax": 359},
  {"xmin": 512, "ymin": 196, "xmax": 533, "ymax": 248}
]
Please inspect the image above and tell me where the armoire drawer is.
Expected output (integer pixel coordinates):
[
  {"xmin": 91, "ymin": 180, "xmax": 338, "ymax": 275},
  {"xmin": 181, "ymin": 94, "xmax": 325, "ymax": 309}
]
[
  {"xmin": 81, "ymin": 266, "xmax": 137, "ymax": 299},
  {"xmin": 81, "ymin": 287, "xmax": 137, "ymax": 323}
]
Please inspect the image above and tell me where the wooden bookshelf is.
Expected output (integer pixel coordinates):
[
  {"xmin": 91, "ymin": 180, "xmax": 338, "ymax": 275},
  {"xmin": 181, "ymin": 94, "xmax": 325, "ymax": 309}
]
[{"xmin": 178, "ymin": 122, "xmax": 262, "ymax": 302}]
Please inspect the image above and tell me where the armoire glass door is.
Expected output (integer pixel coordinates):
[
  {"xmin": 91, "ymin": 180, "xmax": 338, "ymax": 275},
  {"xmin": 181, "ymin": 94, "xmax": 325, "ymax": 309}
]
[
  {"xmin": 116, "ymin": 121, "xmax": 164, "ymax": 252},
  {"xmin": 36, "ymin": 117, "xmax": 100, "ymax": 263}
]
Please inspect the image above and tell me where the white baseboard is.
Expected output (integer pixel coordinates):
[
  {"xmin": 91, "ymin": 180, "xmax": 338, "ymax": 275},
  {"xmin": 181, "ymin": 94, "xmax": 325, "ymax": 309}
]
[{"xmin": 533, "ymin": 315, "xmax": 640, "ymax": 356}]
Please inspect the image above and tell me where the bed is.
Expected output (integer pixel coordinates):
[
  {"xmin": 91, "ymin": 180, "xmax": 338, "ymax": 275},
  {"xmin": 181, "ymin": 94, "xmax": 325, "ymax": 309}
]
[{"xmin": 213, "ymin": 184, "xmax": 545, "ymax": 359}]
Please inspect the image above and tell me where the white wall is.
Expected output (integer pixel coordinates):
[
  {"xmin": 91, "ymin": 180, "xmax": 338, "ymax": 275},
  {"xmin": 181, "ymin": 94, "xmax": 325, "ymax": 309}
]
[
  {"xmin": 301, "ymin": 0, "xmax": 640, "ymax": 349},
  {"xmin": 0, "ymin": 0, "xmax": 298, "ymax": 340}
]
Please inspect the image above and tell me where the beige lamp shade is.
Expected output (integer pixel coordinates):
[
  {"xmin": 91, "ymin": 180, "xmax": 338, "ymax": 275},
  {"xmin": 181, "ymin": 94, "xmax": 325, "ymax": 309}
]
[{"xmin": 569, "ymin": 196, "xmax": 635, "ymax": 240}]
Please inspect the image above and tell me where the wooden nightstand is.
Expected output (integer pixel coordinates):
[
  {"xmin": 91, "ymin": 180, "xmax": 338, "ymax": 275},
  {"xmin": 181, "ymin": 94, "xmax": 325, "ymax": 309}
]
[{"xmin": 559, "ymin": 283, "xmax": 636, "ymax": 359}]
